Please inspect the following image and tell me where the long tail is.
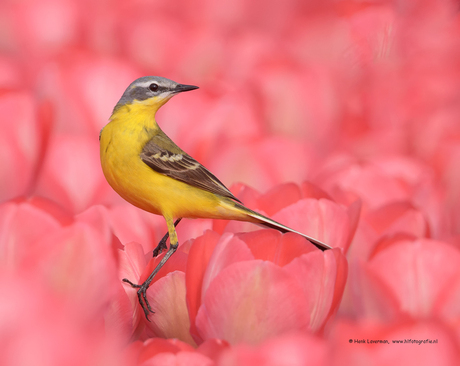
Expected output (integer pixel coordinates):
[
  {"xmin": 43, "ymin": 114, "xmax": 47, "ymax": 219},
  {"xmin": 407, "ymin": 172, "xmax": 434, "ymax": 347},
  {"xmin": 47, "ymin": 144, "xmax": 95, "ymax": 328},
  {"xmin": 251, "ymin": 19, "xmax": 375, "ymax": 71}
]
[{"xmin": 233, "ymin": 202, "xmax": 332, "ymax": 251}]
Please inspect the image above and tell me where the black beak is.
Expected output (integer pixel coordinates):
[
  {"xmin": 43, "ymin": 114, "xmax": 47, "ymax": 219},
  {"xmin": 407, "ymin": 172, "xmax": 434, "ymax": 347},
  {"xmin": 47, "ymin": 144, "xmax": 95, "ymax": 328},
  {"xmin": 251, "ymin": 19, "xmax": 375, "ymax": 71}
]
[{"xmin": 174, "ymin": 84, "xmax": 199, "ymax": 93}]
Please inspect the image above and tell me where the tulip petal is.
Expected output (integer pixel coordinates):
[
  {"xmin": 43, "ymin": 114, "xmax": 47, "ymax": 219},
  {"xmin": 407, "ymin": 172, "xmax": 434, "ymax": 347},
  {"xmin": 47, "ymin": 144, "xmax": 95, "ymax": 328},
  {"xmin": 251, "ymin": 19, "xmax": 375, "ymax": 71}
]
[
  {"xmin": 0, "ymin": 199, "xmax": 62, "ymax": 269},
  {"xmin": 300, "ymin": 181, "xmax": 333, "ymax": 200},
  {"xmin": 137, "ymin": 338, "xmax": 195, "ymax": 363},
  {"xmin": 107, "ymin": 204, "xmax": 166, "ymax": 254},
  {"xmin": 145, "ymin": 351, "xmax": 214, "ymax": 366},
  {"xmin": 201, "ymin": 233, "xmax": 254, "ymax": 299},
  {"xmin": 365, "ymin": 201, "xmax": 428, "ymax": 237},
  {"xmin": 117, "ymin": 241, "xmax": 151, "ymax": 336},
  {"xmin": 186, "ymin": 230, "xmax": 222, "ymax": 342},
  {"xmin": 145, "ymin": 271, "xmax": 195, "ymax": 346},
  {"xmin": 326, "ymin": 248, "xmax": 348, "ymax": 324},
  {"xmin": 218, "ymin": 332, "xmax": 327, "ymax": 366},
  {"xmin": 368, "ymin": 239, "xmax": 460, "ymax": 317},
  {"xmin": 273, "ymin": 198, "xmax": 351, "ymax": 249},
  {"xmin": 119, "ymin": 242, "xmax": 147, "ymax": 285},
  {"xmin": 196, "ymin": 260, "xmax": 309, "ymax": 344},
  {"xmin": 0, "ymin": 92, "xmax": 45, "ymax": 202},
  {"xmin": 237, "ymin": 230, "xmax": 316, "ymax": 266},
  {"xmin": 196, "ymin": 338, "xmax": 230, "ymax": 362},
  {"xmin": 284, "ymin": 249, "xmax": 342, "ymax": 331},
  {"xmin": 35, "ymin": 134, "xmax": 107, "ymax": 213},
  {"xmin": 352, "ymin": 260, "xmax": 402, "ymax": 321},
  {"xmin": 141, "ymin": 247, "xmax": 188, "ymax": 286},
  {"xmin": 33, "ymin": 222, "xmax": 119, "ymax": 316},
  {"xmin": 257, "ymin": 182, "xmax": 302, "ymax": 215}
]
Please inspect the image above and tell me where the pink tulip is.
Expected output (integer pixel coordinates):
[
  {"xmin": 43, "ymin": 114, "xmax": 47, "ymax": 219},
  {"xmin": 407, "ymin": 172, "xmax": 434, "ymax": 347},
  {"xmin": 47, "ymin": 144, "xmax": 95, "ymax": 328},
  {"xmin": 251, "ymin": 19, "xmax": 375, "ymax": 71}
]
[
  {"xmin": 2, "ymin": 0, "xmax": 80, "ymax": 55},
  {"xmin": 0, "ymin": 91, "xmax": 51, "ymax": 203},
  {"xmin": 186, "ymin": 229, "xmax": 347, "ymax": 345},
  {"xmin": 346, "ymin": 201, "xmax": 431, "ymax": 264},
  {"xmin": 0, "ymin": 271, "xmax": 129, "ymax": 366},
  {"xmin": 206, "ymin": 137, "xmax": 320, "ymax": 191},
  {"xmin": 364, "ymin": 202, "xmax": 428, "ymax": 238},
  {"xmin": 350, "ymin": 238, "xmax": 460, "ymax": 323},
  {"xmin": 0, "ymin": 196, "xmax": 71, "ymax": 270},
  {"xmin": 34, "ymin": 133, "xmax": 111, "ymax": 213},
  {"xmin": 0, "ymin": 56, "xmax": 22, "ymax": 88},
  {"xmin": 0, "ymin": 198, "xmax": 129, "ymax": 365},
  {"xmin": 318, "ymin": 159, "xmax": 417, "ymax": 213},
  {"xmin": 37, "ymin": 52, "xmax": 141, "ymax": 135},
  {"xmin": 218, "ymin": 332, "xmax": 327, "ymax": 366},
  {"xmin": 127, "ymin": 337, "xmax": 216, "ymax": 366}
]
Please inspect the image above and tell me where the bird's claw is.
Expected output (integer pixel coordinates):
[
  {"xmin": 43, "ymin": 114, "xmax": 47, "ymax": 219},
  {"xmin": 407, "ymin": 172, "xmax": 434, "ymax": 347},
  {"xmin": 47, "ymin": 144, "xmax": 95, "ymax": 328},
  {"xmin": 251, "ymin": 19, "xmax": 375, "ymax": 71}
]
[
  {"xmin": 122, "ymin": 278, "xmax": 140, "ymax": 288},
  {"xmin": 122, "ymin": 278, "xmax": 154, "ymax": 321}
]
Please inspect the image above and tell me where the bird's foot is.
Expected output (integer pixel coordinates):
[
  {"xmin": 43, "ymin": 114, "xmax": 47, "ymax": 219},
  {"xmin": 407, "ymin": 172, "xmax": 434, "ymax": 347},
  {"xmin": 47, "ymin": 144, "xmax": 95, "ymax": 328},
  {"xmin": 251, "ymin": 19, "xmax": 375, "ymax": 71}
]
[
  {"xmin": 122, "ymin": 235, "xmax": 180, "ymax": 321},
  {"xmin": 122, "ymin": 278, "xmax": 154, "ymax": 320}
]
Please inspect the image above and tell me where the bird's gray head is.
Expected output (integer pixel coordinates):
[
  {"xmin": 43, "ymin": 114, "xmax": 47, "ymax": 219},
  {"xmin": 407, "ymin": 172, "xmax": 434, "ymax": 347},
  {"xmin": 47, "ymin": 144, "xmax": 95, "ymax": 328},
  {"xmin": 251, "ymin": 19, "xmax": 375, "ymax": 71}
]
[{"xmin": 114, "ymin": 76, "xmax": 198, "ymax": 112}]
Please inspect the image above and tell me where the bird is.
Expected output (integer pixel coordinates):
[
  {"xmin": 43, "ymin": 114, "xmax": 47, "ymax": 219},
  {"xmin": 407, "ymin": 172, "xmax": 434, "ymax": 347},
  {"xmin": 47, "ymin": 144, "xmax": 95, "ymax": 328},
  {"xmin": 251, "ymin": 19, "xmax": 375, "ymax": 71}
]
[{"xmin": 99, "ymin": 76, "xmax": 332, "ymax": 319}]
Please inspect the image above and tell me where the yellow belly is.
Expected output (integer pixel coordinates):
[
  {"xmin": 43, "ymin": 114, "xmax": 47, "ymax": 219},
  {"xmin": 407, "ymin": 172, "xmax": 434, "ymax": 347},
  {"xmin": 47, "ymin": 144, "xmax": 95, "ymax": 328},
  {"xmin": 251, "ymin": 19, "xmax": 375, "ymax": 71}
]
[{"xmin": 100, "ymin": 115, "xmax": 241, "ymax": 220}]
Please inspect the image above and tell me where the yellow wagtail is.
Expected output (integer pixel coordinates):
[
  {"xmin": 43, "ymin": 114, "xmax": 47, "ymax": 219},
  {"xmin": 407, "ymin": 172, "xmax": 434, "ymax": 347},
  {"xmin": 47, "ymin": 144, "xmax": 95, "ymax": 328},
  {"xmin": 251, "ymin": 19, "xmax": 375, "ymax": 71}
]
[{"xmin": 100, "ymin": 76, "xmax": 332, "ymax": 319}]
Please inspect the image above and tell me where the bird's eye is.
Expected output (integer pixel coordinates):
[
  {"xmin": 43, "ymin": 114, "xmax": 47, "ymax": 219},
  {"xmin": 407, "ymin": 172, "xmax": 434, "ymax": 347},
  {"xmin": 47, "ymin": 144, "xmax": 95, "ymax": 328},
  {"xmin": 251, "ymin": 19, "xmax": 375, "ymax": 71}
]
[{"xmin": 149, "ymin": 83, "xmax": 159, "ymax": 92}]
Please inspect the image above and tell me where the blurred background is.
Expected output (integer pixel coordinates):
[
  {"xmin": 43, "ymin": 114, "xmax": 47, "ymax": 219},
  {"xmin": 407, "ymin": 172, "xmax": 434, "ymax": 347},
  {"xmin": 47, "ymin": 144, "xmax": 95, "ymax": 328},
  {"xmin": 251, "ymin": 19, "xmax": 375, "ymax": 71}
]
[
  {"xmin": 1, "ymin": 0, "xmax": 460, "ymax": 364},
  {"xmin": 1, "ymin": 0, "xmax": 459, "ymax": 236}
]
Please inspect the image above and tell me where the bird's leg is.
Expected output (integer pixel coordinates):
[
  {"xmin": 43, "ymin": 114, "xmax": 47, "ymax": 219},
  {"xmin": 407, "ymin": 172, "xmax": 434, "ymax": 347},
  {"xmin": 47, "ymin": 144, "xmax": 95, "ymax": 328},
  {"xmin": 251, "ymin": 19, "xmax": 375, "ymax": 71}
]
[
  {"xmin": 123, "ymin": 242, "xmax": 178, "ymax": 319},
  {"xmin": 152, "ymin": 218, "xmax": 182, "ymax": 257},
  {"xmin": 122, "ymin": 216, "xmax": 180, "ymax": 320}
]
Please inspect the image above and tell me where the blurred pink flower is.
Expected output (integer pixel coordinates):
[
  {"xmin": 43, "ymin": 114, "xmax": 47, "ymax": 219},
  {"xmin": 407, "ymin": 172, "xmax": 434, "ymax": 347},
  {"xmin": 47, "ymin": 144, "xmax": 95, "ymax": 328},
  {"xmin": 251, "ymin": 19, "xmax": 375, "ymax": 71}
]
[
  {"xmin": 218, "ymin": 332, "xmax": 327, "ymax": 366},
  {"xmin": 364, "ymin": 202, "xmax": 428, "ymax": 239},
  {"xmin": 33, "ymin": 134, "xmax": 109, "ymax": 213},
  {"xmin": 37, "ymin": 52, "xmax": 141, "ymax": 135},
  {"xmin": 126, "ymin": 337, "xmax": 227, "ymax": 366},
  {"xmin": 207, "ymin": 137, "xmax": 321, "ymax": 191},
  {"xmin": 0, "ymin": 56, "xmax": 23, "ymax": 87},
  {"xmin": 315, "ymin": 156, "xmax": 446, "ymax": 256},
  {"xmin": 0, "ymin": 196, "xmax": 72, "ymax": 270},
  {"xmin": 105, "ymin": 203, "xmax": 168, "ymax": 254},
  {"xmin": 0, "ymin": 0, "xmax": 80, "ymax": 59},
  {"xmin": 0, "ymin": 197, "xmax": 119, "ymax": 315},
  {"xmin": 0, "ymin": 198, "xmax": 129, "ymax": 365},
  {"xmin": 349, "ymin": 237, "xmax": 460, "ymax": 325},
  {"xmin": 0, "ymin": 91, "xmax": 51, "ymax": 202},
  {"xmin": 317, "ymin": 158, "xmax": 423, "ymax": 213},
  {"xmin": 0, "ymin": 271, "xmax": 129, "ymax": 366}
]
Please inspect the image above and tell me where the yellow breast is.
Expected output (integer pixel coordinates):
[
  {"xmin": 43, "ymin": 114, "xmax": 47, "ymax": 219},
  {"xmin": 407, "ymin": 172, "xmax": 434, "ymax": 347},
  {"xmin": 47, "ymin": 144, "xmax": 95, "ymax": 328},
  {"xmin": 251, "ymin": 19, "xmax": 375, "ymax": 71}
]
[{"xmin": 99, "ymin": 103, "xmax": 231, "ymax": 219}]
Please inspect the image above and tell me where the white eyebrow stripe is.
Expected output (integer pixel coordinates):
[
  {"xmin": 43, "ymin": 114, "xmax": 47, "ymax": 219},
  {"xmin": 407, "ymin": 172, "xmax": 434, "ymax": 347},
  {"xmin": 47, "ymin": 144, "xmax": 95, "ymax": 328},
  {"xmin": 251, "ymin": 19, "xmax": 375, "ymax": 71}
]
[
  {"xmin": 136, "ymin": 81, "xmax": 158, "ymax": 88},
  {"xmin": 134, "ymin": 80, "xmax": 176, "ymax": 89}
]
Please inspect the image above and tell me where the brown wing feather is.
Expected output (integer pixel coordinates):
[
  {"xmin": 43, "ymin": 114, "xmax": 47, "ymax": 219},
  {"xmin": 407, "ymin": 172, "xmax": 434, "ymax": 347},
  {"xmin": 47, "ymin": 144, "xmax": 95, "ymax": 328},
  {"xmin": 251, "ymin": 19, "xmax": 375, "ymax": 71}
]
[{"xmin": 141, "ymin": 136, "xmax": 242, "ymax": 203}]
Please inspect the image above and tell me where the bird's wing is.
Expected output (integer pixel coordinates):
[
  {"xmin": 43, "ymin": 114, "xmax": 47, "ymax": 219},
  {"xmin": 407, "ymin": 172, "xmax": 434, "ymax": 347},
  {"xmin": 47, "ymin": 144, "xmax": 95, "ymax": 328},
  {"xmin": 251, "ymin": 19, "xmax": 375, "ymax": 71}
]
[{"xmin": 140, "ymin": 134, "xmax": 242, "ymax": 203}]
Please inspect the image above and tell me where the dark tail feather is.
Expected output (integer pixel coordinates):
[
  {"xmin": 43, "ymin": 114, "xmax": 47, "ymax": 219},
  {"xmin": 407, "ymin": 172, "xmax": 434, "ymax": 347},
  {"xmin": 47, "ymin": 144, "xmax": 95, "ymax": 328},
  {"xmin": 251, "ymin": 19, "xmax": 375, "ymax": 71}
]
[{"xmin": 243, "ymin": 207, "xmax": 332, "ymax": 251}]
